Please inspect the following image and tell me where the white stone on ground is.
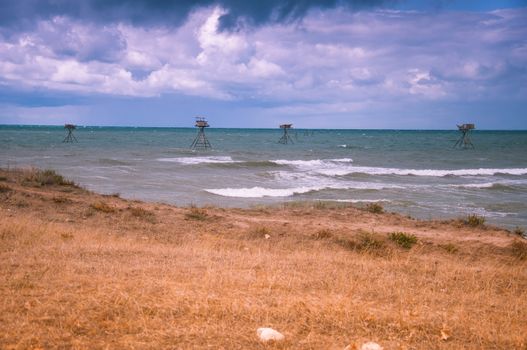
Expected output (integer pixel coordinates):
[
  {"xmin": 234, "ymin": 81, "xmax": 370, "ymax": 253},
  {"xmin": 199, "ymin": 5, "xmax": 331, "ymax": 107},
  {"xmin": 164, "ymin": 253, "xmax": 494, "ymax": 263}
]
[
  {"xmin": 360, "ymin": 341, "xmax": 383, "ymax": 350},
  {"xmin": 257, "ymin": 327, "xmax": 284, "ymax": 342}
]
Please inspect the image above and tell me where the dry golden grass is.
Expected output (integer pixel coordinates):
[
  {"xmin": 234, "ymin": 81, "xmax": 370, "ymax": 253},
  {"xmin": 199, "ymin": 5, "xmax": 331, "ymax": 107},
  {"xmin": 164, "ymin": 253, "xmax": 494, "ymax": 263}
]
[
  {"xmin": 1, "ymin": 168, "xmax": 527, "ymax": 349},
  {"xmin": 185, "ymin": 207, "xmax": 209, "ymax": 221},
  {"xmin": 90, "ymin": 201, "xmax": 117, "ymax": 213}
]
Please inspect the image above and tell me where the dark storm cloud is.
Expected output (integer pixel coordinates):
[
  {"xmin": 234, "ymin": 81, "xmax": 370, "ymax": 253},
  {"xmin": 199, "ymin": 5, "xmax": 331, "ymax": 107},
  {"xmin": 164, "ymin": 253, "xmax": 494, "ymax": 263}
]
[
  {"xmin": 38, "ymin": 19, "xmax": 127, "ymax": 63},
  {"xmin": 214, "ymin": 0, "xmax": 390, "ymax": 29},
  {"xmin": 0, "ymin": 0, "xmax": 390, "ymax": 32}
]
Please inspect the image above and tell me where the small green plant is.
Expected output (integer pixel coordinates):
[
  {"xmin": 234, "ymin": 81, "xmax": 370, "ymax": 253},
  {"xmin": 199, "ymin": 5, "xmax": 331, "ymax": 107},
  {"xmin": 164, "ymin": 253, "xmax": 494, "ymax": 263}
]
[
  {"xmin": 185, "ymin": 207, "xmax": 208, "ymax": 221},
  {"xmin": 511, "ymin": 240, "xmax": 527, "ymax": 260},
  {"xmin": 90, "ymin": 201, "xmax": 116, "ymax": 213},
  {"xmin": 365, "ymin": 202, "xmax": 384, "ymax": 214},
  {"xmin": 389, "ymin": 231, "xmax": 417, "ymax": 249},
  {"xmin": 356, "ymin": 231, "xmax": 385, "ymax": 253},
  {"xmin": 464, "ymin": 214, "xmax": 485, "ymax": 227}
]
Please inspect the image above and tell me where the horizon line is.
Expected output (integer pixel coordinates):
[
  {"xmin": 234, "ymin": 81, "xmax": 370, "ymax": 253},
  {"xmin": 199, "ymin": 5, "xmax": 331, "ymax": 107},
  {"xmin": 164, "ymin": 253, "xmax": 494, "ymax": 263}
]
[{"xmin": 1, "ymin": 123, "xmax": 526, "ymax": 131}]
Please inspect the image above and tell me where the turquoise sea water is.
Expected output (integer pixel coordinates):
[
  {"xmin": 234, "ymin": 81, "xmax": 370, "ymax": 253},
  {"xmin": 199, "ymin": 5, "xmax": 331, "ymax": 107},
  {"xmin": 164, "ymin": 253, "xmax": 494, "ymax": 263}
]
[{"xmin": 1, "ymin": 125, "xmax": 526, "ymax": 228}]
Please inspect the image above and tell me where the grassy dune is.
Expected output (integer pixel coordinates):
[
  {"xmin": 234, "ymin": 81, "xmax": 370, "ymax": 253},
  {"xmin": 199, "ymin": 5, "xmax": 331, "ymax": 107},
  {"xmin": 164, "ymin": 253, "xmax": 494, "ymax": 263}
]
[{"xmin": 1, "ymin": 168, "xmax": 526, "ymax": 349}]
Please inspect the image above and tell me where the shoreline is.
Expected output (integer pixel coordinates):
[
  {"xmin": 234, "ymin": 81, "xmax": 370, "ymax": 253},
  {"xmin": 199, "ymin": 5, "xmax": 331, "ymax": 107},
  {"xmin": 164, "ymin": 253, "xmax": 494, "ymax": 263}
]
[
  {"xmin": 3, "ymin": 127, "xmax": 526, "ymax": 229},
  {"xmin": 4, "ymin": 163, "xmax": 525, "ymax": 230},
  {"xmin": 1, "ymin": 167, "xmax": 526, "ymax": 348}
]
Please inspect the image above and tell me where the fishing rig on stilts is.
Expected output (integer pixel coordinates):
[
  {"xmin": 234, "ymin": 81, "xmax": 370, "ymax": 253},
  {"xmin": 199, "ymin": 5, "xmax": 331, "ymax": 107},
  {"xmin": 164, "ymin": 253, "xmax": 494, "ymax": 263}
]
[
  {"xmin": 190, "ymin": 117, "xmax": 212, "ymax": 150},
  {"xmin": 278, "ymin": 124, "xmax": 294, "ymax": 144},
  {"xmin": 453, "ymin": 123, "xmax": 475, "ymax": 149},
  {"xmin": 63, "ymin": 124, "xmax": 78, "ymax": 143}
]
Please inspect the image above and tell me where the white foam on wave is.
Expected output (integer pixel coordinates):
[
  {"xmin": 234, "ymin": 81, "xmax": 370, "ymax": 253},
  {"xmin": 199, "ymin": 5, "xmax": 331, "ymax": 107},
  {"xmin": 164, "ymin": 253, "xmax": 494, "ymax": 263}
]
[
  {"xmin": 157, "ymin": 156, "xmax": 240, "ymax": 164},
  {"xmin": 205, "ymin": 186, "xmax": 318, "ymax": 198},
  {"xmin": 454, "ymin": 182, "xmax": 496, "ymax": 189},
  {"xmin": 450, "ymin": 179, "xmax": 527, "ymax": 189},
  {"xmin": 314, "ymin": 166, "xmax": 527, "ymax": 177},
  {"xmin": 205, "ymin": 182, "xmax": 398, "ymax": 198},
  {"xmin": 271, "ymin": 171, "xmax": 322, "ymax": 182},
  {"xmin": 272, "ymin": 158, "xmax": 353, "ymax": 167},
  {"xmin": 271, "ymin": 158, "xmax": 527, "ymax": 177},
  {"xmin": 316, "ymin": 198, "xmax": 390, "ymax": 203}
]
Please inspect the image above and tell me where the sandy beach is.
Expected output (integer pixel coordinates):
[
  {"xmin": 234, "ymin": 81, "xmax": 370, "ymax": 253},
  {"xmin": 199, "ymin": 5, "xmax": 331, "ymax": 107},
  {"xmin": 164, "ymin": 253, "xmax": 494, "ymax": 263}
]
[{"xmin": 1, "ymin": 168, "xmax": 526, "ymax": 349}]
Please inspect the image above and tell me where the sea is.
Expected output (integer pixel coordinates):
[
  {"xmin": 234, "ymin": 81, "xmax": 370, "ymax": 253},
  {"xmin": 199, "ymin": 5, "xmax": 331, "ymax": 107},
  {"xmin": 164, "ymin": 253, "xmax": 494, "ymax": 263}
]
[{"xmin": 1, "ymin": 125, "xmax": 526, "ymax": 229}]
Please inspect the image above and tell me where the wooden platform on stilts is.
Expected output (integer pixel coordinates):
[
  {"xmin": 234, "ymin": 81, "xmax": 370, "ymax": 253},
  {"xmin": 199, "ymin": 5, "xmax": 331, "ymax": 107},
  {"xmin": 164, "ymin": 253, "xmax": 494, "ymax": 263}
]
[
  {"xmin": 63, "ymin": 124, "xmax": 78, "ymax": 143},
  {"xmin": 453, "ymin": 123, "xmax": 475, "ymax": 149},
  {"xmin": 278, "ymin": 124, "xmax": 294, "ymax": 144},
  {"xmin": 190, "ymin": 117, "xmax": 212, "ymax": 150}
]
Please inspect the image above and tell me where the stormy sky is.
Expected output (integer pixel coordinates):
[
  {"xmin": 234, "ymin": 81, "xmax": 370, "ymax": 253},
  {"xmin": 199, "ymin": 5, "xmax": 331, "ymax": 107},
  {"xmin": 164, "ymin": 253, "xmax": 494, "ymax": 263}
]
[{"xmin": 0, "ymin": 0, "xmax": 526, "ymax": 128}]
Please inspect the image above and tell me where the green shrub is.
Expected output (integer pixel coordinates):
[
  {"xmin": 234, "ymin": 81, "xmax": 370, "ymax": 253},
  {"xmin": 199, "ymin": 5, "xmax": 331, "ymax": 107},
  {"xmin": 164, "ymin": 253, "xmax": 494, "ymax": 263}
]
[
  {"xmin": 464, "ymin": 214, "xmax": 485, "ymax": 227},
  {"xmin": 357, "ymin": 231, "xmax": 386, "ymax": 252},
  {"xmin": 335, "ymin": 231, "xmax": 387, "ymax": 255},
  {"xmin": 25, "ymin": 169, "xmax": 75, "ymax": 187},
  {"xmin": 389, "ymin": 231, "xmax": 418, "ymax": 249},
  {"xmin": 365, "ymin": 203, "xmax": 384, "ymax": 214}
]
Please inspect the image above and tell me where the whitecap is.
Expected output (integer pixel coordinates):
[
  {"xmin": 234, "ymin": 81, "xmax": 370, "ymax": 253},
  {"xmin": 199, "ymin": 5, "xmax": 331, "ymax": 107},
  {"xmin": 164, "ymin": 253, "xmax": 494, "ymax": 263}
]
[
  {"xmin": 449, "ymin": 179, "xmax": 527, "ymax": 189},
  {"xmin": 271, "ymin": 158, "xmax": 353, "ymax": 167},
  {"xmin": 205, "ymin": 186, "xmax": 317, "ymax": 198},
  {"xmin": 314, "ymin": 166, "xmax": 527, "ymax": 177},
  {"xmin": 270, "ymin": 159, "xmax": 527, "ymax": 177},
  {"xmin": 316, "ymin": 198, "xmax": 390, "ymax": 203},
  {"xmin": 205, "ymin": 183, "xmax": 399, "ymax": 198},
  {"xmin": 157, "ymin": 156, "xmax": 241, "ymax": 164}
]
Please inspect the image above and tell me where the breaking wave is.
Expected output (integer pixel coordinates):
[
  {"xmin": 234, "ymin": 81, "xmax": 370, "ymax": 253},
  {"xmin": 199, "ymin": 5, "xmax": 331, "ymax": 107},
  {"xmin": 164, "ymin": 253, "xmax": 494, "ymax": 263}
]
[
  {"xmin": 269, "ymin": 159, "xmax": 527, "ymax": 177},
  {"xmin": 450, "ymin": 179, "xmax": 527, "ymax": 190},
  {"xmin": 271, "ymin": 158, "xmax": 353, "ymax": 167},
  {"xmin": 315, "ymin": 167, "xmax": 527, "ymax": 177},
  {"xmin": 315, "ymin": 198, "xmax": 390, "ymax": 203},
  {"xmin": 154, "ymin": 157, "xmax": 527, "ymax": 178},
  {"xmin": 157, "ymin": 156, "xmax": 241, "ymax": 164},
  {"xmin": 205, "ymin": 182, "xmax": 397, "ymax": 198}
]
